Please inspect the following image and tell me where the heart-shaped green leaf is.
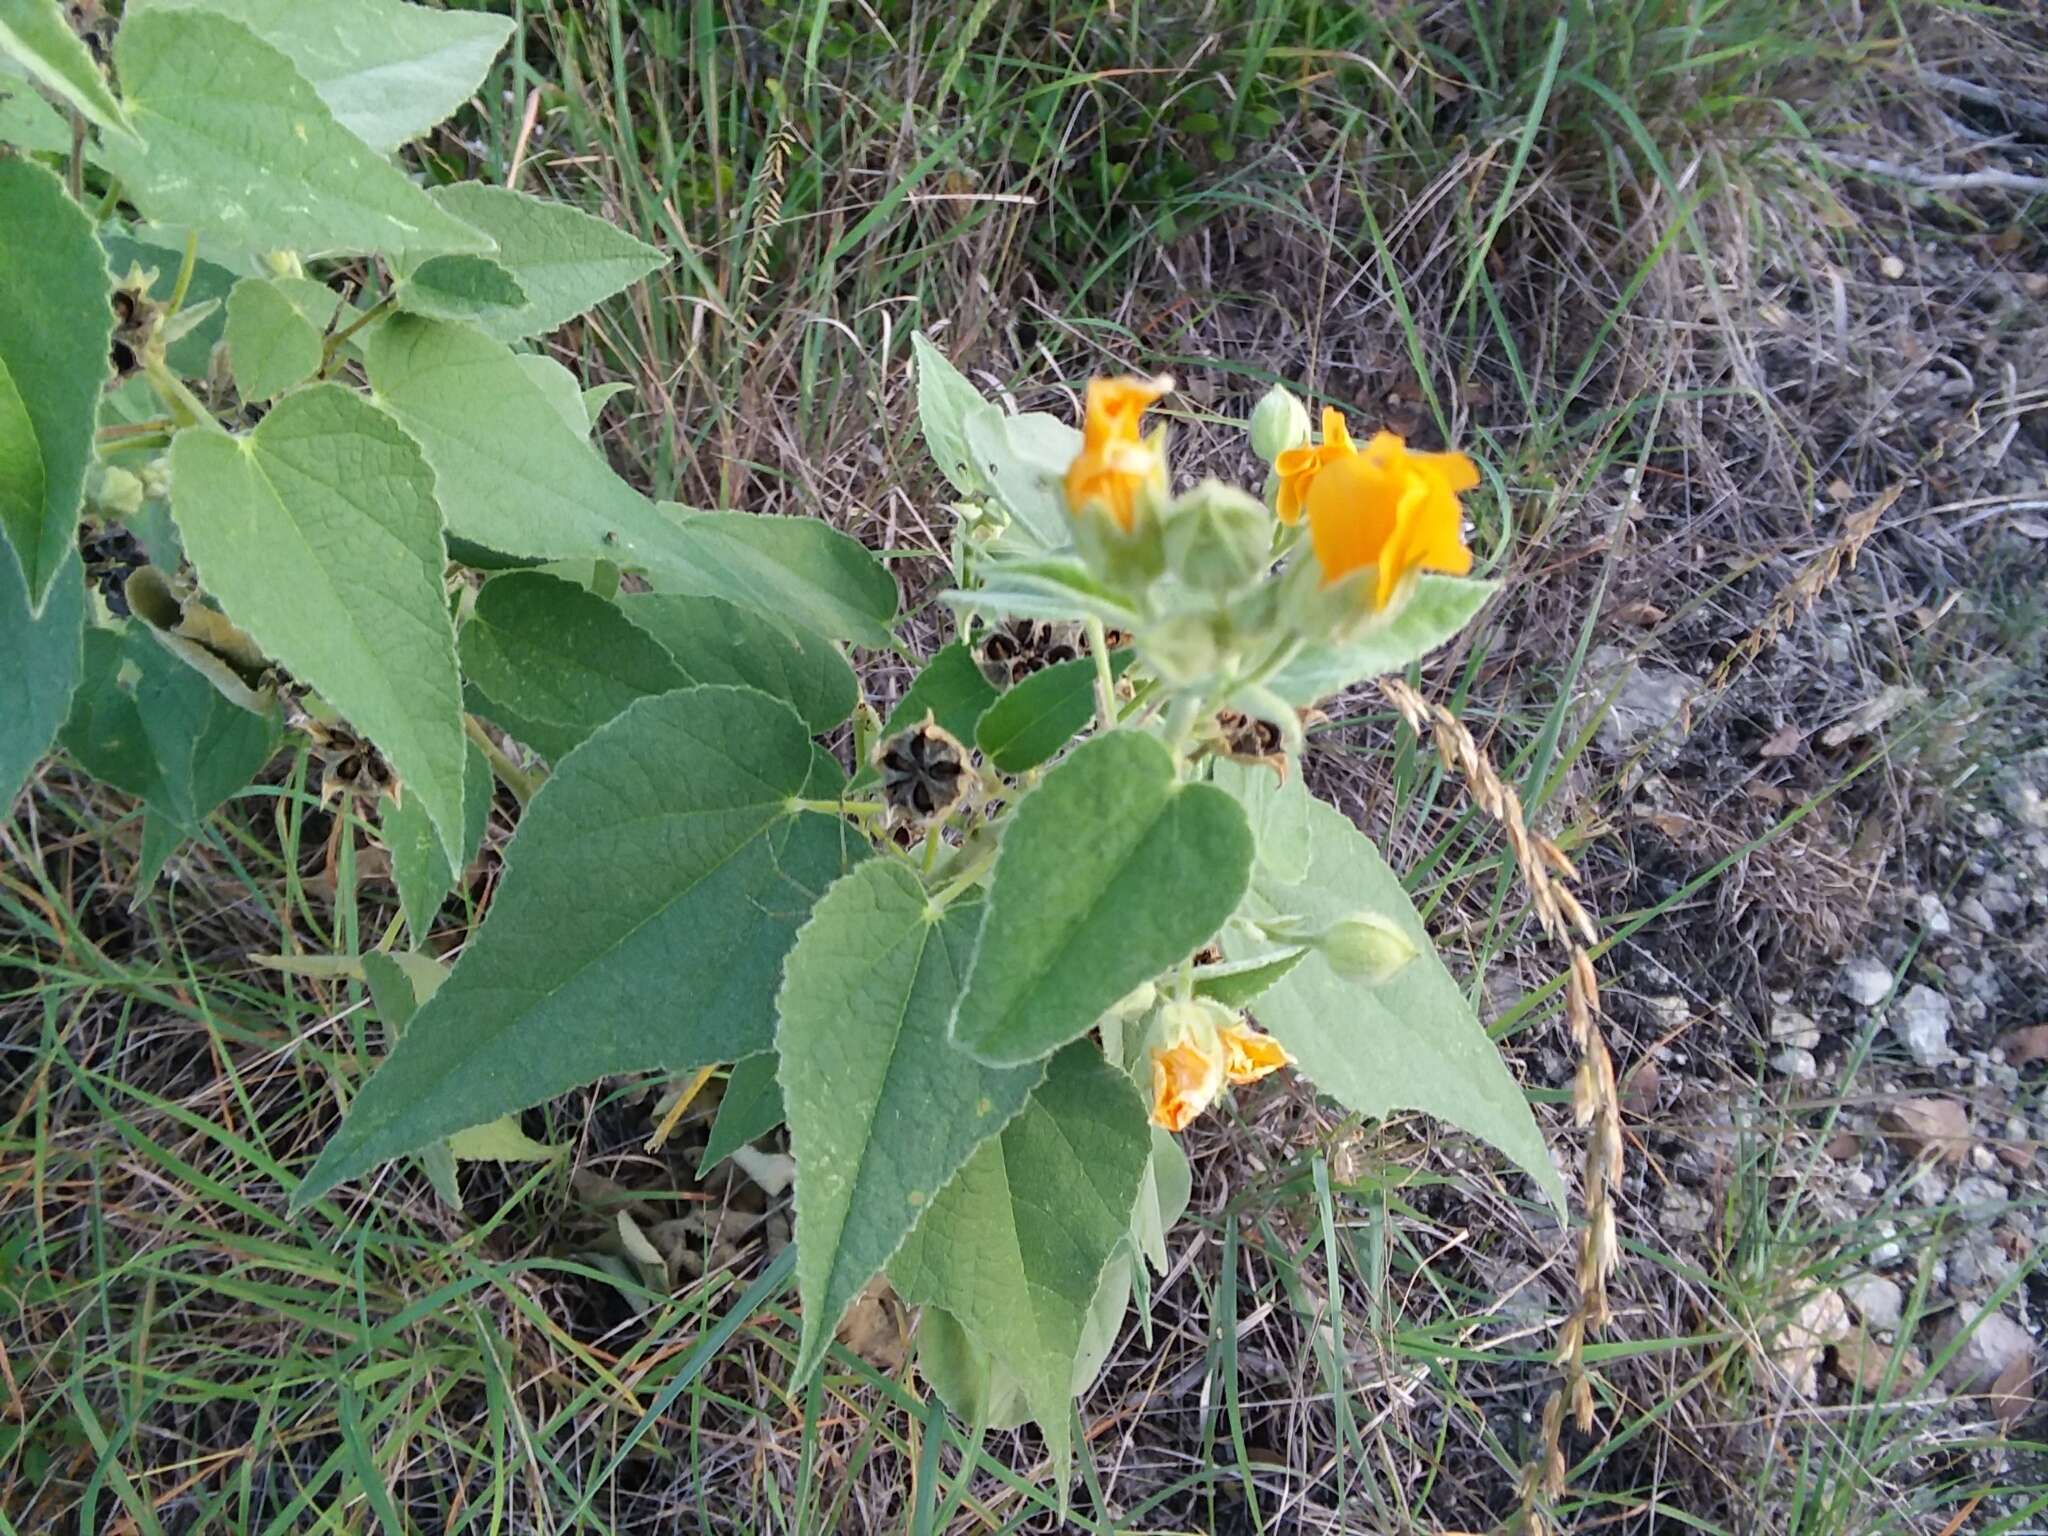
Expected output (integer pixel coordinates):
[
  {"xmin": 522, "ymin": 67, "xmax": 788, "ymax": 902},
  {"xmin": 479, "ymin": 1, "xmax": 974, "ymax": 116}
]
[
  {"xmin": 952, "ymin": 731, "xmax": 1253, "ymax": 1066},
  {"xmin": 295, "ymin": 686, "xmax": 860, "ymax": 1206},
  {"xmin": 779, "ymin": 860, "xmax": 1042, "ymax": 1382}
]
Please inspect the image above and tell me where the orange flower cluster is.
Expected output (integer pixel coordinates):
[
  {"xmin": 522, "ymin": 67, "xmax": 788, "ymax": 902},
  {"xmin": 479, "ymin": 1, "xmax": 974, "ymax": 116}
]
[
  {"xmin": 1061, "ymin": 375, "xmax": 1171, "ymax": 532},
  {"xmin": 1277, "ymin": 407, "xmax": 1477, "ymax": 608},
  {"xmin": 1150, "ymin": 1010, "xmax": 1290, "ymax": 1133}
]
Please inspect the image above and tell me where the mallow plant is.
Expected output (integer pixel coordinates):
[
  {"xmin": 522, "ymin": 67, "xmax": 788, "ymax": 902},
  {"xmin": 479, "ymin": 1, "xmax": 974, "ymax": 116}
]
[{"xmin": 0, "ymin": 0, "xmax": 1560, "ymax": 1484}]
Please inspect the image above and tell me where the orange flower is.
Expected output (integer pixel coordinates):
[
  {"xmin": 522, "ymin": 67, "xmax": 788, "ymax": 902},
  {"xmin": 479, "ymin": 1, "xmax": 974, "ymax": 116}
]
[
  {"xmin": 1272, "ymin": 407, "xmax": 1354, "ymax": 524},
  {"xmin": 1303, "ymin": 430, "xmax": 1477, "ymax": 609},
  {"xmin": 1063, "ymin": 374, "xmax": 1172, "ymax": 532},
  {"xmin": 1150, "ymin": 1037, "xmax": 1225, "ymax": 1133},
  {"xmin": 1219, "ymin": 1023, "xmax": 1290, "ymax": 1085}
]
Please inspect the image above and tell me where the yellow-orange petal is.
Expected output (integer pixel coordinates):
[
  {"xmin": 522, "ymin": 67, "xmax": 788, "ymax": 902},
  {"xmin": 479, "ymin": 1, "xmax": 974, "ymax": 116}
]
[
  {"xmin": 1150, "ymin": 1039, "xmax": 1225, "ymax": 1132},
  {"xmin": 1319, "ymin": 407, "xmax": 1353, "ymax": 456},
  {"xmin": 1080, "ymin": 374, "xmax": 1173, "ymax": 451},
  {"xmin": 1220, "ymin": 1023, "xmax": 1290, "ymax": 1085},
  {"xmin": 1304, "ymin": 432, "xmax": 1475, "ymax": 606}
]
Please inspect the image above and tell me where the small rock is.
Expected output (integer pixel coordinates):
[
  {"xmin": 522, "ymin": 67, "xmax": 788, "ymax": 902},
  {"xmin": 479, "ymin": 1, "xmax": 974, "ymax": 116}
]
[
  {"xmin": 1592, "ymin": 645, "xmax": 1693, "ymax": 752},
  {"xmin": 1771, "ymin": 1047, "xmax": 1819, "ymax": 1080},
  {"xmin": 1771, "ymin": 1008, "xmax": 1822, "ymax": 1050},
  {"xmin": 1956, "ymin": 1175, "xmax": 2009, "ymax": 1219},
  {"xmin": 1880, "ymin": 253, "xmax": 1907, "ymax": 279},
  {"xmin": 1959, "ymin": 896, "xmax": 1995, "ymax": 931},
  {"xmin": 1831, "ymin": 1327, "xmax": 1923, "ymax": 1393},
  {"xmin": 1934, "ymin": 1308, "xmax": 2036, "ymax": 1393},
  {"xmin": 1842, "ymin": 1273, "xmax": 1905, "ymax": 1330},
  {"xmin": 1824, "ymin": 1131, "xmax": 1863, "ymax": 1160},
  {"xmin": 2001, "ymin": 1025, "xmax": 2048, "ymax": 1067},
  {"xmin": 1845, "ymin": 1169, "xmax": 1875, "ymax": 1198},
  {"xmin": 1839, "ymin": 956, "xmax": 1893, "ymax": 1007},
  {"xmin": 1872, "ymin": 1223, "xmax": 1903, "ymax": 1267},
  {"xmin": 1772, "ymin": 1289, "xmax": 1852, "ymax": 1397},
  {"xmin": 1891, "ymin": 985, "xmax": 1955, "ymax": 1067},
  {"xmin": 1882, "ymin": 1097, "xmax": 1973, "ymax": 1165},
  {"xmin": 1661, "ymin": 1185, "xmax": 1713, "ymax": 1236},
  {"xmin": 1620, "ymin": 1058, "xmax": 1661, "ymax": 1116},
  {"xmin": 1918, "ymin": 893, "xmax": 1952, "ymax": 937}
]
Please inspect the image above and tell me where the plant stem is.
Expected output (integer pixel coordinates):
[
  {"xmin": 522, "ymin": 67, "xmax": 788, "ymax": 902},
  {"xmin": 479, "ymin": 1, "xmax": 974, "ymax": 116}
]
[
  {"xmin": 1083, "ymin": 615, "xmax": 1117, "ymax": 733},
  {"xmin": 463, "ymin": 715, "xmax": 540, "ymax": 808},
  {"xmin": 791, "ymin": 797, "xmax": 884, "ymax": 818},
  {"xmin": 320, "ymin": 296, "xmax": 395, "ymax": 373},
  {"xmin": 166, "ymin": 231, "xmax": 199, "ymax": 316}
]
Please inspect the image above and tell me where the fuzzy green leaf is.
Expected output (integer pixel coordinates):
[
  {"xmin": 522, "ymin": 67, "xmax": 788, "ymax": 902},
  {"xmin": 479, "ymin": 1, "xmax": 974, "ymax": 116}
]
[
  {"xmin": 380, "ymin": 740, "xmax": 492, "ymax": 941},
  {"xmin": 973, "ymin": 651, "xmax": 1131, "ymax": 775},
  {"xmin": 0, "ymin": 72, "xmax": 70, "ymax": 151},
  {"xmin": 169, "ymin": 386, "xmax": 468, "ymax": 865},
  {"xmin": 1270, "ymin": 576, "xmax": 1499, "ymax": 705},
  {"xmin": 401, "ymin": 254, "xmax": 528, "ymax": 323},
  {"xmin": 890, "ymin": 1042, "xmax": 1150, "ymax": 1482},
  {"xmin": 104, "ymin": 10, "xmax": 492, "ymax": 261},
  {"xmin": 951, "ymin": 732, "xmax": 1254, "ymax": 1066},
  {"xmin": 417, "ymin": 184, "xmax": 666, "ymax": 342},
  {"xmin": 61, "ymin": 625, "xmax": 278, "ymax": 834},
  {"xmin": 458, "ymin": 571, "xmax": 687, "ymax": 760},
  {"xmin": 911, "ymin": 332, "xmax": 992, "ymax": 499},
  {"xmin": 0, "ymin": 159, "xmax": 110, "ymax": 612},
  {"xmin": 1209, "ymin": 757, "xmax": 1310, "ymax": 884},
  {"xmin": 779, "ymin": 861, "xmax": 1043, "ymax": 1382},
  {"xmin": 143, "ymin": 0, "xmax": 512, "ymax": 153},
  {"xmin": 224, "ymin": 278, "xmax": 323, "ymax": 401},
  {"xmin": 646, "ymin": 509, "xmax": 899, "ymax": 650},
  {"xmin": 0, "ymin": 546, "xmax": 84, "ymax": 806},
  {"xmin": 295, "ymin": 686, "xmax": 859, "ymax": 1206},
  {"xmin": 1231, "ymin": 799, "xmax": 1564, "ymax": 1207},
  {"xmin": 0, "ymin": 0, "xmax": 132, "ymax": 137},
  {"xmin": 620, "ymin": 593, "xmax": 857, "ymax": 734},
  {"xmin": 696, "ymin": 1053, "xmax": 784, "ymax": 1176}
]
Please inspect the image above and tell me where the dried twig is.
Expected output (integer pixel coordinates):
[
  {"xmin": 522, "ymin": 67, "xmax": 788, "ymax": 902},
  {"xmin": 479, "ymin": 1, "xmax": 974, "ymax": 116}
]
[
  {"xmin": 1376, "ymin": 678, "xmax": 1618, "ymax": 1528},
  {"xmin": 1820, "ymin": 150, "xmax": 2048, "ymax": 196}
]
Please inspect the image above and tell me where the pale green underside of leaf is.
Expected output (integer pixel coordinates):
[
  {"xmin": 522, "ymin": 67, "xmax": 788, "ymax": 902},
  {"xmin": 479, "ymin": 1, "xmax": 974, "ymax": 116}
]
[
  {"xmin": 1, "ymin": 75, "xmax": 73, "ymax": 151},
  {"xmin": 224, "ymin": 277, "xmax": 323, "ymax": 401},
  {"xmin": 1269, "ymin": 575, "xmax": 1500, "ymax": 705},
  {"xmin": 141, "ymin": 0, "xmax": 513, "ymax": 154},
  {"xmin": 365, "ymin": 318, "xmax": 893, "ymax": 645},
  {"xmin": 168, "ymin": 386, "xmax": 468, "ymax": 865},
  {"xmin": 951, "ymin": 731, "xmax": 1254, "ymax": 1066},
  {"xmin": 0, "ymin": 158, "xmax": 111, "ymax": 612},
  {"xmin": 1231, "ymin": 798, "xmax": 1564, "ymax": 1208},
  {"xmin": 61, "ymin": 624, "xmax": 279, "ymax": 834},
  {"xmin": 779, "ymin": 860, "xmax": 1043, "ymax": 1382},
  {"xmin": 420, "ymin": 183, "xmax": 666, "ymax": 342},
  {"xmin": 0, "ymin": 545, "xmax": 84, "ymax": 806},
  {"xmin": 0, "ymin": 0, "xmax": 133, "ymax": 137},
  {"xmin": 890, "ymin": 1042, "xmax": 1150, "ymax": 1484},
  {"xmin": 295, "ymin": 686, "xmax": 863, "ymax": 1207},
  {"xmin": 458, "ymin": 570, "xmax": 687, "ymax": 759},
  {"xmin": 1209, "ymin": 757, "xmax": 1310, "ymax": 885},
  {"xmin": 620, "ymin": 592, "xmax": 857, "ymax": 734},
  {"xmin": 105, "ymin": 10, "xmax": 492, "ymax": 261}
]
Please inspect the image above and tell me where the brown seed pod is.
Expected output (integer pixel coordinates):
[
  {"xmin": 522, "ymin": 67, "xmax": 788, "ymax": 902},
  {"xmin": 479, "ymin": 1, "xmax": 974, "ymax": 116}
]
[
  {"xmin": 974, "ymin": 618, "xmax": 1084, "ymax": 688},
  {"xmin": 872, "ymin": 714, "xmax": 970, "ymax": 824}
]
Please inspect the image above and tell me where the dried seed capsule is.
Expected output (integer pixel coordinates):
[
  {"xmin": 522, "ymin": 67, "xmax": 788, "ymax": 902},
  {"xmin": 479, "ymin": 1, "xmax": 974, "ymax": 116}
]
[{"xmin": 872, "ymin": 714, "xmax": 970, "ymax": 824}]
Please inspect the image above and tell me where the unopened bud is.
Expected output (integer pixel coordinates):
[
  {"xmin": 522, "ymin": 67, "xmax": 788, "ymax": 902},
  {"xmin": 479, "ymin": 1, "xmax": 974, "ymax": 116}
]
[
  {"xmin": 87, "ymin": 464, "xmax": 146, "ymax": 519},
  {"xmin": 1163, "ymin": 480, "xmax": 1273, "ymax": 594},
  {"xmin": 1316, "ymin": 912, "xmax": 1418, "ymax": 982},
  {"xmin": 1248, "ymin": 385, "xmax": 1311, "ymax": 463}
]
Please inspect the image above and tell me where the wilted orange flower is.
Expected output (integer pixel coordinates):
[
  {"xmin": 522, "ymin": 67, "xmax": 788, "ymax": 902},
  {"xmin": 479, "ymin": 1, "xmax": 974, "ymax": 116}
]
[
  {"xmin": 1150, "ymin": 1037, "xmax": 1225, "ymax": 1133},
  {"xmin": 1272, "ymin": 406, "xmax": 1354, "ymax": 524},
  {"xmin": 1219, "ymin": 1022, "xmax": 1290, "ymax": 1085},
  {"xmin": 1063, "ymin": 374, "xmax": 1172, "ymax": 532},
  {"xmin": 1304, "ymin": 429, "xmax": 1476, "ymax": 609}
]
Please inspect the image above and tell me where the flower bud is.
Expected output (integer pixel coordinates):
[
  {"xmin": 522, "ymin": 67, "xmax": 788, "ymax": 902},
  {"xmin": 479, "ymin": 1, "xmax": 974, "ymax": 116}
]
[
  {"xmin": 1249, "ymin": 385, "xmax": 1311, "ymax": 464},
  {"xmin": 1135, "ymin": 609, "xmax": 1224, "ymax": 688},
  {"xmin": 1162, "ymin": 479, "xmax": 1272, "ymax": 594},
  {"xmin": 87, "ymin": 464, "xmax": 146, "ymax": 519},
  {"xmin": 1316, "ymin": 912, "xmax": 1418, "ymax": 982}
]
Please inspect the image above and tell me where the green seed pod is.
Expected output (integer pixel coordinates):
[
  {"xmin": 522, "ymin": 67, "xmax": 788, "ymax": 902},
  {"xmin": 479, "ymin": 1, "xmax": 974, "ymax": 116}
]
[{"xmin": 1162, "ymin": 479, "xmax": 1273, "ymax": 594}]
